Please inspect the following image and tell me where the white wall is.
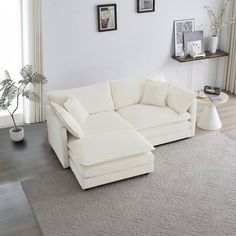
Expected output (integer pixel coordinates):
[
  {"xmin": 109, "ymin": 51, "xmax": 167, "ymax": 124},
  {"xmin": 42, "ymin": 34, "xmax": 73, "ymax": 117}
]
[{"xmin": 41, "ymin": 0, "xmax": 224, "ymax": 94}]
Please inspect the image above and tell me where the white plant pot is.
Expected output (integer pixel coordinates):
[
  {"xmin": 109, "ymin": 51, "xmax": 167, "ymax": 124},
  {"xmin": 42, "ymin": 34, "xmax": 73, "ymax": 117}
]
[
  {"xmin": 9, "ymin": 127, "xmax": 24, "ymax": 142},
  {"xmin": 209, "ymin": 36, "xmax": 219, "ymax": 54}
]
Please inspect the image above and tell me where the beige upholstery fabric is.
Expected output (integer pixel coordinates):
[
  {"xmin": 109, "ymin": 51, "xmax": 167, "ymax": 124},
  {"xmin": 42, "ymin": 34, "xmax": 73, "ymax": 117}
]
[
  {"xmin": 82, "ymin": 111, "xmax": 133, "ymax": 135},
  {"xmin": 48, "ymin": 81, "xmax": 114, "ymax": 114},
  {"xmin": 117, "ymin": 104, "xmax": 191, "ymax": 130},
  {"xmin": 68, "ymin": 130, "xmax": 154, "ymax": 166},
  {"xmin": 46, "ymin": 78, "xmax": 197, "ymax": 174},
  {"xmin": 51, "ymin": 102, "xmax": 84, "ymax": 139},
  {"xmin": 141, "ymin": 81, "xmax": 169, "ymax": 107},
  {"xmin": 69, "ymin": 151, "xmax": 154, "ymax": 178},
  {"xmin": 64, "ymin": 95, "xmax": 89, "ymax": 124},
  {"xmin": 167, "ymin": 85, "xmax": 196, "ymax": 114},
  {"xmin": 140, "ymin": 121, "xmax": 192, "ymax": 139}
]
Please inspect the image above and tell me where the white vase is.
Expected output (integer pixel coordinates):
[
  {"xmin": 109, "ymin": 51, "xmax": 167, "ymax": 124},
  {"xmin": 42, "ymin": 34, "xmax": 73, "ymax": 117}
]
[
  {"xmin": 209, "ymin": 36, "xmax": 219, "ymax": 54},
  {"xmin": 9, "ymin": 127, "xmax": 24, "ymax": 142}
]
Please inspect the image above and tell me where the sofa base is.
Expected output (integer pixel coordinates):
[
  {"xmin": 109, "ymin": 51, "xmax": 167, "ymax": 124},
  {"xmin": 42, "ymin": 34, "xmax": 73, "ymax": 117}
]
[
  {"xmin": 148, "ymin": 129, "xmax": 193, "ymax": 147},
  {"xmin": 69, "ymin": 157, "xmax": 154, "ymax": 190}
]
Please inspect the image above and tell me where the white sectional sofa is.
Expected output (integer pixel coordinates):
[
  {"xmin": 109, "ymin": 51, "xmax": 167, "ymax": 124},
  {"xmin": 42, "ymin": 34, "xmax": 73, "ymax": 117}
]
[{"xmin": 47, "ymin": 74, "xmax": 197, "ymax": 189}]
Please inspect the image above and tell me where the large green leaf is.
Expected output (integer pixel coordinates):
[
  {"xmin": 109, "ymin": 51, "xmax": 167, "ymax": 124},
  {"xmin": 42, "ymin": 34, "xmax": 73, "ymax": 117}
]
[
  {"xmin": 18, "ymin": 79, "xmax": 29, "ymax": 86},
  {"xmin": 20, "ymin": 65, "xmax": 47, "ymax": 86},
  {"xmin": 0, "ymin": 83, "xmax": 18, "ymax": 111},
  {"xmin": 0, "ymin": 80, "xmax": 11, "ymax": 92},
  {"xmin": 7, "ymin": 86, "xmax": 18, "ymax": 103},
  {"xmin": 20, "ymin": 65, "xmax": 33, "ymax": 82},
  {"xmin": 0, "ymin": 96, "xmax": 12, "ymax": 110},
  {"xmin": 4, "ymin": 70, "xmax": 13, "ymax": 81},
  {"xmin": 31, "ymin": 72, "xmax": 47, "ymax": 84},
  {"xmin": 0, "ymin": 71, "xmax": 14, "ymax": 91}
]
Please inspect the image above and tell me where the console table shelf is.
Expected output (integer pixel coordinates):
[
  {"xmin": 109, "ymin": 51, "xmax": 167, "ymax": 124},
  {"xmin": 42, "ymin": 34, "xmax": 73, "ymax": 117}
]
[{"xmin": 172, "ymin": 49, "xmax": 229, "ymax": 63}]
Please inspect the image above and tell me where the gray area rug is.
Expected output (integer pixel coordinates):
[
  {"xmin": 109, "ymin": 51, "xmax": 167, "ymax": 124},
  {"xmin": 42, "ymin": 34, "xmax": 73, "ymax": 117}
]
[{"xmin": 22, "ymin": 132, "xmax": 236, "ymax": 236}]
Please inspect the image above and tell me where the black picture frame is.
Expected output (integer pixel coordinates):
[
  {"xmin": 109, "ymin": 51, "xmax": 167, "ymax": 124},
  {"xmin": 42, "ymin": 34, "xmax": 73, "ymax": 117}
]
[
  {"xmin": 97, "ymin": 4, "xmax": 117, "ymax": 32},
  {"xmin": 137, "ymin": 0, "xmax": 155, "ymax": 13}
]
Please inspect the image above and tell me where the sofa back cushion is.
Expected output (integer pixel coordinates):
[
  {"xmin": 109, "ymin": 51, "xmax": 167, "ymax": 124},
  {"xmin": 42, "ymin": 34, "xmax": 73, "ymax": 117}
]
[
  {"xmin": 48, "ymin": 81, "xmax": 114, "ymax": 114},
  {"xmin": 110, "ymin": 79, "xmax": 145, "ymax": 110},
  {"xmin": 110, "ymin": 73, "xmax": 166, "ymax": 110},
  {"xmin": 145, "ymin": 73, "xmax": 167, "ymax": 83}
]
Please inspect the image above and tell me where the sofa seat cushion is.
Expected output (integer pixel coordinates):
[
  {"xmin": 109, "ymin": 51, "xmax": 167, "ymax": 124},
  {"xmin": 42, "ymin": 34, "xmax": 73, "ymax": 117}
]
[
  {"xmin": 68, "ymin": 130, "xmax": 154, "ymax": 166},
  {"xmin": 117, "ymin": 104, "xmax": 191, "ymax": 130},
  {"xmin": 69, "ymin": 151, "xmax": 154, "ymax": 178},
  {"xmin": 140, "ymin": 121, "xmax": 192, "ymax": 139},
  {"xmin": 82, "ymin": 111, "xmax": 133, "ymax": 135}
]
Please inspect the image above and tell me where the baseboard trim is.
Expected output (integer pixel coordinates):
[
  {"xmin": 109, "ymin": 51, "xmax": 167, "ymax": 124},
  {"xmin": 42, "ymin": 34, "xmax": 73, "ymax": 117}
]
[{"xmin": 0, "ymin": 113, "xmax": 24, "ymax": 129}]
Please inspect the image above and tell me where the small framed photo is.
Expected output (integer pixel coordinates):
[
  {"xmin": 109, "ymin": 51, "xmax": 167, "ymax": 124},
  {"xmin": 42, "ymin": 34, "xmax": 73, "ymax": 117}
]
[
  {"xmin": 137, "ymin": 0, "xmax": 155, "ymax": 13},
  {"xmin": 174, "ymin": 19, "xmax": 195, "ymax": 56},
  {"xmin": 184, "ymin": 31, "xmax": 204, "ymax": 55},
  {"xmin": 97, "ymin": 4, "xmax": 117, "ymax": 32}
]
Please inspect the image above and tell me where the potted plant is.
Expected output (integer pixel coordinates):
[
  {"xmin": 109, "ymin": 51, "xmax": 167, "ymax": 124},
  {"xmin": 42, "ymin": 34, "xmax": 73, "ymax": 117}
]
[
  {"xmin": 204, "ymin": 0, "xmax": 236, "ymax": 53},
  {"xmin": 0, "ymin": 65, "xmax": 47, "ymax": 142}
]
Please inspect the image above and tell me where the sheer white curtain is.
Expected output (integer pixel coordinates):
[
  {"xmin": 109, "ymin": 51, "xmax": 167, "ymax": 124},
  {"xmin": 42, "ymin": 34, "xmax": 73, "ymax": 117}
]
[
  {"xmin": 223, "ymin": 0, "xmax": 236, "ymax": 94},
  {"xmin": 0, "ymin": 0, "xmax": 23, "ymax": 117},
  {"xmin": 22, "ymin": 0, "xmax": 44, "ymax": 123}
]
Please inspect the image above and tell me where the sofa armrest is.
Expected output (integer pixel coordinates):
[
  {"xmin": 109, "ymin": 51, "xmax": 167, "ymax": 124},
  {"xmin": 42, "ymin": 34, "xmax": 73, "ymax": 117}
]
[
  {"xmin": 188, "ymin": 99, "xmax": 197, "ymax": 136},
  {"xmin": 46, "ymin": 105, "xmax": 69, "ymax": 168}
]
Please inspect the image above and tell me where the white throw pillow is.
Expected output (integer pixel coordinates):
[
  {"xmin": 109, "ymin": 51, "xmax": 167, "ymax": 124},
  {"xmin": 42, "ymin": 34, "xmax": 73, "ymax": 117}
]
[
  {"xmin": 110, "ymin": 79, "xmax": 145, "ymax": 110},
  {"xmin": 51, "ymin": 102, "xmax": 84, "ymax": 138},
  {"xmin": 167, "ymin": 85, "xmax": 196, "ymax": 114},
  {"xmin": 141, "ymin": 80, "xmax": 169, "ymax": 107},
  {"xmin": 146, "ymin": 73, "xmax": 167, "ymax": 83},
  {"xmin": 64, "ymin": 95, "xmax": 88, "ymax": 124}
]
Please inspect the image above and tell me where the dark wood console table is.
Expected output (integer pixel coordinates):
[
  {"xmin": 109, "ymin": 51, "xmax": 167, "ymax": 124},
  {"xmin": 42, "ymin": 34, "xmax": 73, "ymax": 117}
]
[{"xmin": 172, "ymin": 49, "xmax": 229, "ymax": 63}]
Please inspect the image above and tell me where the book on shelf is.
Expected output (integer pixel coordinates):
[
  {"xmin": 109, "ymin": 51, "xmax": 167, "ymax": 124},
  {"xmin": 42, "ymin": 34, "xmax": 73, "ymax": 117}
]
[{"xmin": 209, "ymin": 96, "xmax": 222, "ymax": 102}]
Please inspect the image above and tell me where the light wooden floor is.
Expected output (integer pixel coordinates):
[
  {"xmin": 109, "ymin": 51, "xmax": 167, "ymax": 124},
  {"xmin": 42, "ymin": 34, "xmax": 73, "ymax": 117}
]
[{"xmin": 0, "ymin": 93, "xmax": 235, "ymax": 236}]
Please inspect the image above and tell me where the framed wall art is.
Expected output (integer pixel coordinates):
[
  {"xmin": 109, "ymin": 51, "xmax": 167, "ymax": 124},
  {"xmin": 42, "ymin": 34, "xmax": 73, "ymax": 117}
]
[
  {"xmin": 97, "ymin": 4, "xmax": 117, "ymax": 32},
  {"xmin": 137, "ymin": 0, "xmax": 155, "ymax": 13},
  {"xmin": 174, "ymin": 19, "xmax": 195, "ymax": 56}
]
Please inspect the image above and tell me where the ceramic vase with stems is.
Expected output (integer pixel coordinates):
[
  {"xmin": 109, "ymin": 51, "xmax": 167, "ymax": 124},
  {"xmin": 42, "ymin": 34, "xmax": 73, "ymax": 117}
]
[
  {"xmin": 209, "ymin": 35, "xmax": 219, "ymax": 53},
  {"xmin": 204, "ymin": 0, "xmax": 236, "ymax": 54}
]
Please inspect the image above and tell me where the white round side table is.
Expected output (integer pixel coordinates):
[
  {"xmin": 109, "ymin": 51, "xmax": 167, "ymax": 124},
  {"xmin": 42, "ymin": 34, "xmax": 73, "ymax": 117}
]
[{"xmin": 197, "ymin": 92, "xmax": 229, "ymax": 131}]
